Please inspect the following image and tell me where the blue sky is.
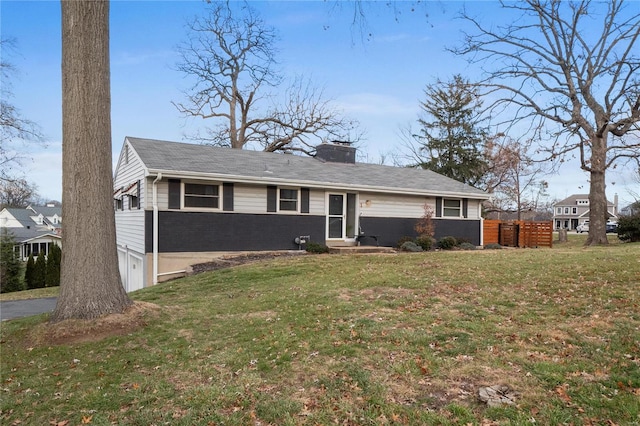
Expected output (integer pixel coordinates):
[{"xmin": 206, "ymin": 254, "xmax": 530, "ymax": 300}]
[{"xmin": 2, "ymin": 0, "xmax": 637, "ymax": 207}]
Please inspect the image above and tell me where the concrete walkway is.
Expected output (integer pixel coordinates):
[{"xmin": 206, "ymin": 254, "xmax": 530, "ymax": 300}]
[{"xmin": 0, "ymin": 297, "xmax": 57, "ymax": 321}]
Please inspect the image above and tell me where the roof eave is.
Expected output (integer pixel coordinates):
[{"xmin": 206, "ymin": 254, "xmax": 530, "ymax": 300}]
[{"xmin": 144, "ymin": 168, "xmax": 490, "ymax": 200}]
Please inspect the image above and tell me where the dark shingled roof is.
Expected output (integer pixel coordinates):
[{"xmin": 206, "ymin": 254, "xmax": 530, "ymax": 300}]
[
  {"xmin": 555, "ymin": 194, "xmax": 613, "ymax": 206},
  {"xmin": 126, "ymin": 137, "xmax": 489, "ymax": 199}
]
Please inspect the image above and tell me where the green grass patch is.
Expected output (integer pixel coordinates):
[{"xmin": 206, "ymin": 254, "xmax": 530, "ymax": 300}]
[
  {"xmin": 0, "ymin": 285, "xmax": 59, "ymax": 301},
  {"xmin": 2, "ymin": 241, "xmax": 639, "ymax": 425}
]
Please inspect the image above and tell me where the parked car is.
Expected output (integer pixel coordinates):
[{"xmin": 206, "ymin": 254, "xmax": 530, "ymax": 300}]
[
  {"xmin": 576, "ymin": 221, "xmax": 589, "ymax": 233},
  {"xmin": 606, "ymin": 222, "xmax": 618, "ymax": 233}
]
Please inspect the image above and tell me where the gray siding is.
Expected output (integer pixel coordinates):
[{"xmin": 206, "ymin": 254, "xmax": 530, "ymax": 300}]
[{"xmin": 114, "ymin": 141, "xmax": 146, "ymax": 253}]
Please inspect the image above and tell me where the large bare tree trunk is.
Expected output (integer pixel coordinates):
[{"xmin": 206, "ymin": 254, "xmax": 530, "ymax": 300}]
[
  {"xmin": 51, "ymin": 0, "xmax": 132, "ymax": 322},
  {"xmin": 585, "ymin": 137, "xmax": 609, "ymax": 246}
]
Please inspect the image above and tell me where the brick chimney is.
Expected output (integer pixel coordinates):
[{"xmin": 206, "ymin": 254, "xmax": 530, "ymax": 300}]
[{"xmin": 315, "ymin": 141, "xmax": 356, "ymax": 164}]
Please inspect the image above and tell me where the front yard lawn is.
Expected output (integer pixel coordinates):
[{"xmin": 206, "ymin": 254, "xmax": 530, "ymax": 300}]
[{"xmin": 1, "ymin": 238, "xmax": 639, "ymax": 425}]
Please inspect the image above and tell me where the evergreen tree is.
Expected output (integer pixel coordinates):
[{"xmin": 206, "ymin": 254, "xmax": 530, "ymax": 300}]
[
  {"xmin": 414, "ymin": 74, "xmax": 488, "ymax": 187},
  {"xmin": 0, "ymin": 230, "xmax": 24, "ymax": 293},
  {"xmin": 45, "ymin": 244, "xmax": 62, "ymax": 287},
  {"xmin": 33, "ymin": 251, "xmax": 46, "ymax": 289},
  {"xmin": 25, "ymin": 253, "xmax": 36, "ymax": 290}
]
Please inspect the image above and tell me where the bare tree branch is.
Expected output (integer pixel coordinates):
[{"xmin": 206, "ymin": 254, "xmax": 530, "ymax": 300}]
[
  {"xmin": 175, "ymin": 2, "xmax": 359, "ymax": 153},
  {"xmin": 0, "ymin": 38, "xmax": 45, "ymax": 182},
  {"xmin": 452, "ymin": 0, "xmax": 640, "ymax": 245}
]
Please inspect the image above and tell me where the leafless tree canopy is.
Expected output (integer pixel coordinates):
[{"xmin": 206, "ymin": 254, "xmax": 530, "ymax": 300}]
[
  {"xmin": 0, "ymin": 38, "xmax": 44, "ymax": 182},
  {"xmin": 453, "ymin": 0, "xmax": 640, "ymax": 245},
  {"xmin": 175, "ymin": 3, "xmax": 359, "ymax": 155},
  {"xmin": 484, "ymin": 136, "xmax": 549, "ymax": 220},
  {"xmin": 0, "ymin": 179, "xmax": 39, "ymax": 208}
]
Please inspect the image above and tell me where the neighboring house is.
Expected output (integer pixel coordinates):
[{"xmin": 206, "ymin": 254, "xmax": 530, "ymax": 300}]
[
  {"xmin": 0, "ymin": 204, "xmax": 62, "ymax": 260},
  {"xmin": 552, "ymin": 194, "xmax": 618, "ymax": 230},
  {"xmin": 113, "ymin": 137, "xmax": 490, "ymax": 292}
]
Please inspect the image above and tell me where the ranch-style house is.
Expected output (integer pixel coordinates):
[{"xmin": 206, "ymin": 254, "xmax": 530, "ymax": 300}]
[{"xmin": 113, "ymin": 137, "xmax": 490, "ymax": 292}]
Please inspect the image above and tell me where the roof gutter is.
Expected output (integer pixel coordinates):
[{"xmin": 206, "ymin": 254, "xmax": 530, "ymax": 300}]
[{"xmin": 152, "ymin": 172, "xmax": 162, "ymax": 285}]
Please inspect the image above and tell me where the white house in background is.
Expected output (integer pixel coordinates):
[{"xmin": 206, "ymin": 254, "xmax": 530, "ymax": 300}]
[
  {"xmin": 0, "ymin": 204, "xmax": 62, "ymax": 260},
  {"xmin": 552, "ymin": 194, "xmax": 618, "ymax": 230},
  {"xmin": 113, "ymin": 137, "xmax": 490, "ymax": 292}
]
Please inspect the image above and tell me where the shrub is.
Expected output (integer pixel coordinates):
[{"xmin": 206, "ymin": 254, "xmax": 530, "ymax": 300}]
[
  {"xmin": 484, "ymin": 243, "xmax": 503, "ymax": 250},
  {"xmin": 25, "ymin": 254, "xmax": 36, "ymax": 290},
  {"xmin": 400, "ymin": 241, "xmax": 423, "ymax": 252},
  {"xmin": 415, "ymin": 203, "xmax": 436, "ymax": 238},
  {"xmin": 33, "ymin": 251, "xmax": 47, "ymax": 289},
  {"xmin": 459, "ymin": 242, "xmax": 477, "ymax": 250},
  {"xmin": 0, "ymin": 231, "xmax": 23, "ymax": 293},
  {"xmin": 396, "ymin": 236, "xmax": 414, "ymax": 249},
  {"xmin": 617, "ymin": 213, "xmax": 640, "ymax": 242},
  {"xmin": 306, "ymin": 242, "xmax": 330, "ymax": 254},
  {"xmin": 45, "ymin": 244, "xmax": 62, "ymax": 287},
  {"xmin": 438, "ymin": 236, "xmax": 458, "ymax": 250},
  {"xmin": 415, "ymin": 235, "xmax": 434, "ymax": 251}
]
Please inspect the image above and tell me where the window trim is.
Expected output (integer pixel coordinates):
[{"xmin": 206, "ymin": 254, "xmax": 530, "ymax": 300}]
[
  {"xmin": 442, "ymin": 198, "xmax": 462, "ymax": 218},
  {"xmin": 278, "ymin": 187, "xmax": 300, "ymax": 213},
  {"xmin": 182, "ymin": 181, "xmax": 221, "ymax": 210},
  {"xmin": 129, "ymin": 194, "xmax": 139, "ymax": 210}
]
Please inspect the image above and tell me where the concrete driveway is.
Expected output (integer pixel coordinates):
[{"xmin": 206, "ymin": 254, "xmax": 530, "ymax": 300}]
[{"xmin": 0, "ymin": 297, "xmax": 57, "ymax": 321}]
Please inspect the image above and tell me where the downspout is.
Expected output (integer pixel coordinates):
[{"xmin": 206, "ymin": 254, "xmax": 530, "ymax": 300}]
[{"xmin": 152, "ymin": 173, "xmax": 162, "ymax": 285}]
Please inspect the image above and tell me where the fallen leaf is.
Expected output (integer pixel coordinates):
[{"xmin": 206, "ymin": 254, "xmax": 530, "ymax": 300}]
[
  {"xmin": 555, "ymin": 383, "xmax": 572, "ymax": 403},
  {"xmin": 81, "ymin": 415, "xmax": 93, "ymax": 424}
]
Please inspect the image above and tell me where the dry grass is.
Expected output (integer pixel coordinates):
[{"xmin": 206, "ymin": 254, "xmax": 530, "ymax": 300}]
[{"xmin": 1, "ymin": 237, "xmax": 639, "ymax": 425}]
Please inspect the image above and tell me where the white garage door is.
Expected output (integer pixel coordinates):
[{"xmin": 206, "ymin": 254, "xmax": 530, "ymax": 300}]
[{"xmin": 127, "ymin": 254, "xmax": 144, "ymax": 292}]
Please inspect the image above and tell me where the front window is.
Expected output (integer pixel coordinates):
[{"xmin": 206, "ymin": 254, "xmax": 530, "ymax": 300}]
[
  {"xmin": 442, "ymin": 199, "xmax": 461, "ymax": 217},
  {"xmin": 279, "ymin": 188, "xmax": 298, "ymax": 211},
  {"xmin": 572, "ymin": 207, "xmax": 577, "ymax": 214},
  {"xmin": 564, "ymin": 207, "xmax": 569, "ymax": 214},
  {"xmin": 184, "ymin": 183, "xmax": 219, "ymax": 208},
  {"xmin": 129, "ymin": 195, "xmax": 139, "ymax": 209},
  {"xmin": 556, "ymin": 207, "xmax": 562, "ymax": 214}
]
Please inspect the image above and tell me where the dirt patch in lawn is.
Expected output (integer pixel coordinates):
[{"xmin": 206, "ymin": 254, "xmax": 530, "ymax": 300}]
[
  {"xmin": 26, "ymin": 301, "xmax": 161, "ymax": 347},
  {"xmin": 190, "ymin": 251, "xmax": 308, "ymax": 274}
]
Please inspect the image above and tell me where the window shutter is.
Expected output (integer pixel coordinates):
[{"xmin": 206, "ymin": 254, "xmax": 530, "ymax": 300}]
[
  {"xmin": 223, "ymin": 183, "xmax": 234, "ymax": 211},
  {"xmin": 137, "ymin": 180, "xmax": 141, "ymax": 209},
  {"xmin": 168, "ymin": 179, "xmax": 181, "ymax": 209},
  {"xmin": 301, "ymin": 188, "xmax": 310, "ymax": 213},
  {"xmin": 462, "ymin": 198, "xmax": 468, "ymax": 218},
  {"xmin": 435, "ymin": 197, "xmax": 442, "ymax": 218},
  {"xmin": 267, "ymin": 186, "xmax": 277, "ymax": 212}
]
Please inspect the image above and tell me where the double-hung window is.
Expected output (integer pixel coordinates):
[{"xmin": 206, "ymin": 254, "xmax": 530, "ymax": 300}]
[
  {"xmin": 129, "ymin": 195, "xmax": 139, "ymax": 209},
  {"xmin": 442, "ymin": 199, "xmax": 462, "ymax": 217},
  {"xmin": 279, "ymin": 188, "xmax": 298, "ymax": 212},
  {"xmin": 184, "ymin": 183, "xmax": 220, "ymax": 209}
]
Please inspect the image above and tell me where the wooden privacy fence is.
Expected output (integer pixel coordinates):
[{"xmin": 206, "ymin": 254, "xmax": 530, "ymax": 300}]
[{"xmin": 483, "ymin": 220, "xmax": 553, "ymax": 248}]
